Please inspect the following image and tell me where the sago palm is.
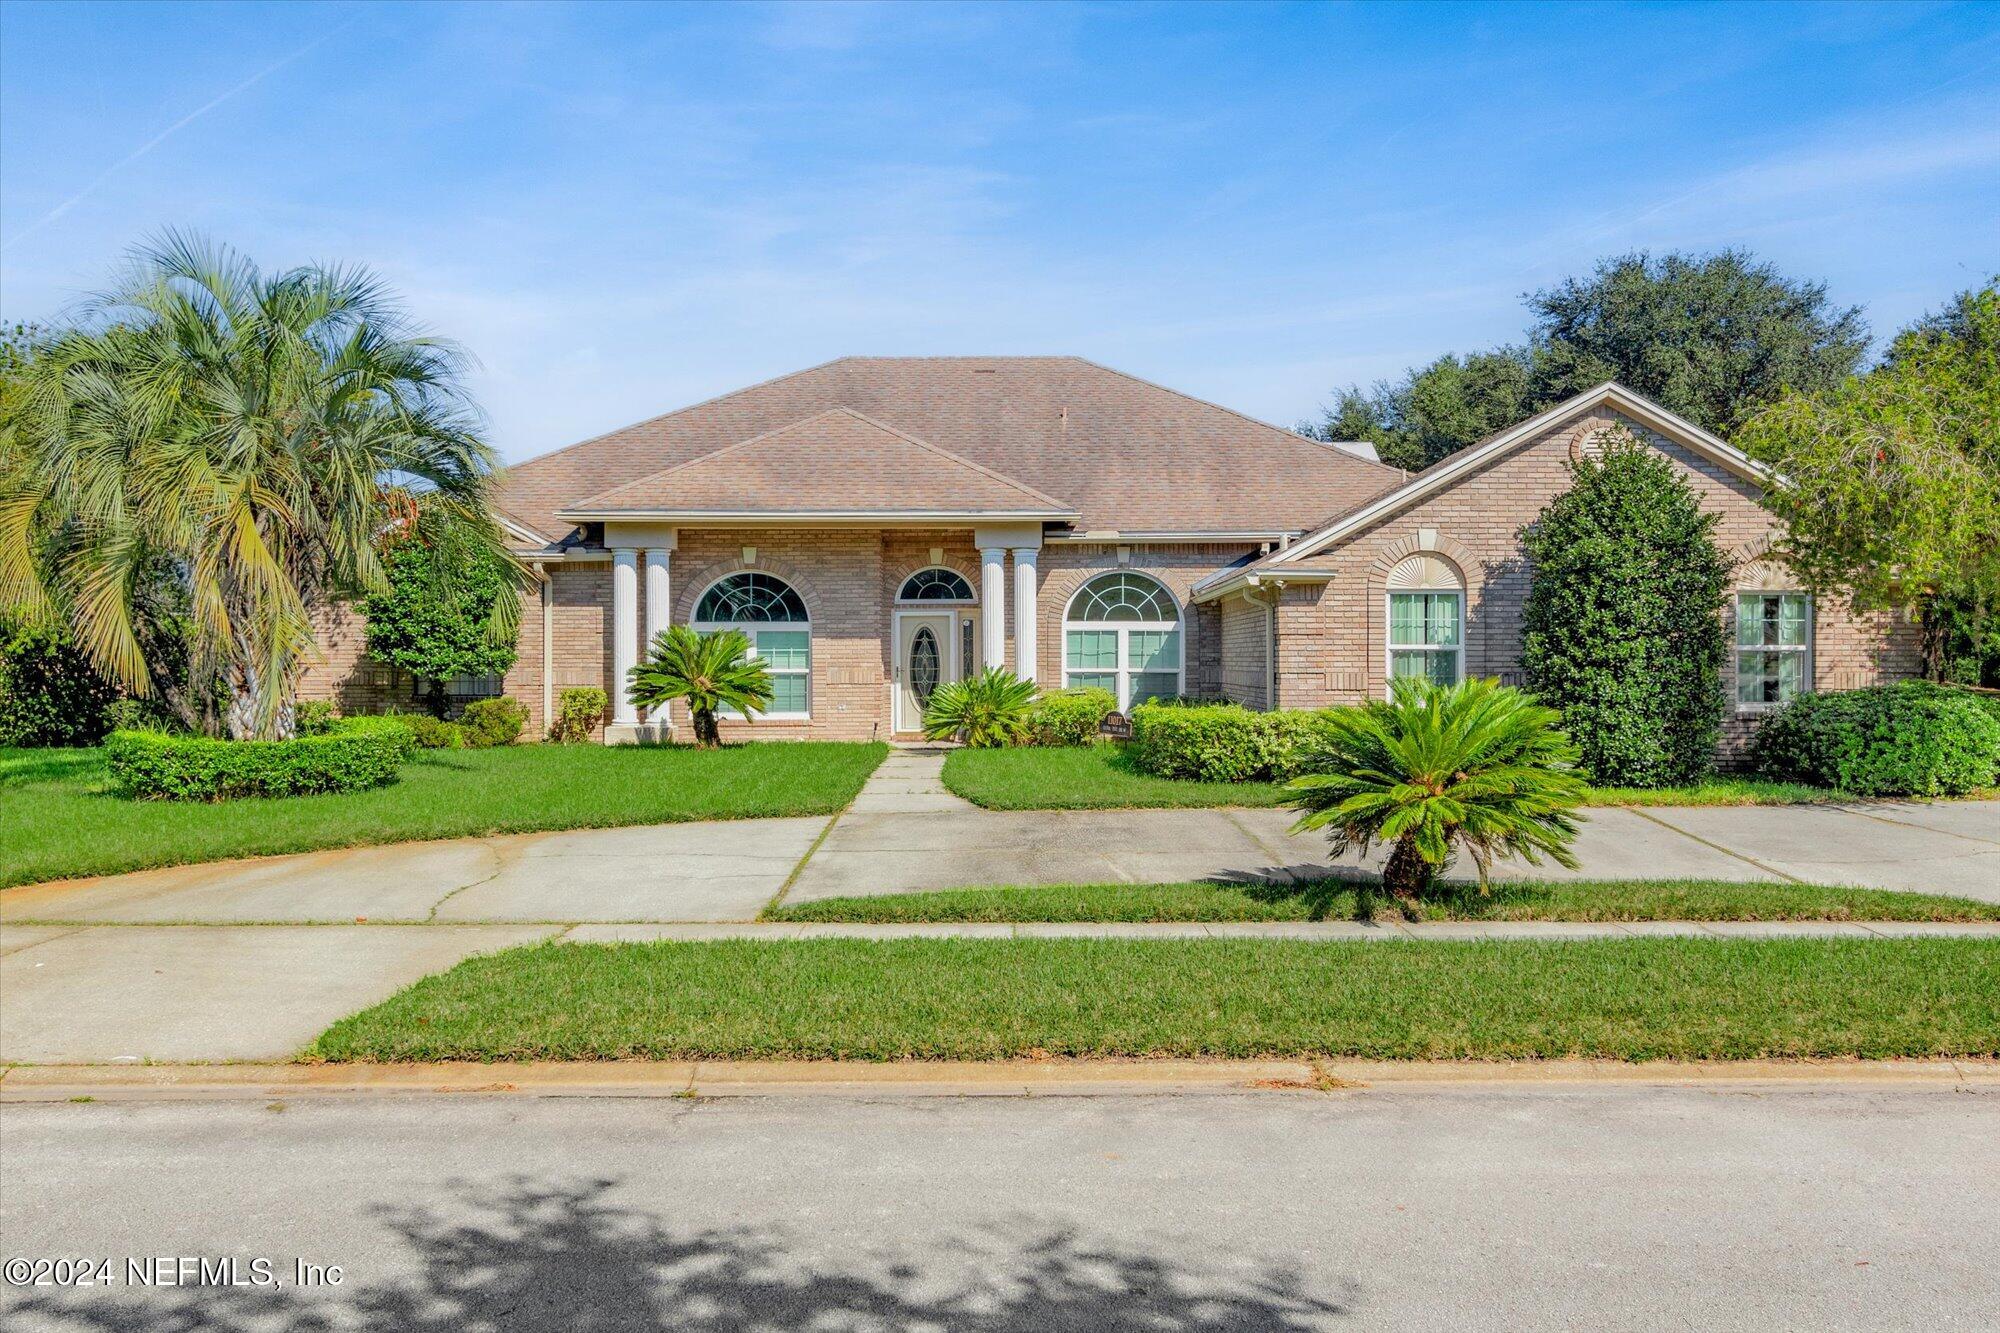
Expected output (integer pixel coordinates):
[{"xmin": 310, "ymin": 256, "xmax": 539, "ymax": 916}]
[
  {"xmin": 922, "ymin": 667, "xmax": 1037, "ymax": 747},
  {"xmin": 627, "ymin": 625, "xmax": 774, "ymax": 747},
  {"xmin": 1284, "ymin": 677, "xmax": 1587, "ymax": 903},
  {"xmin": 0, "ymin": 232, "xmax": 512, "ymax": 738}
]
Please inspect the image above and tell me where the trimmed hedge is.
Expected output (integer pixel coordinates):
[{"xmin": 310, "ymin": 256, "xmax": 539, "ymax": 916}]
[
  {"xmin": 1751, "ymin": 683, "xmax": 2000, "ymax": 797},
  {"xmin": 107, "ymin": 717, "xmax": 416, "ymax": 801},
  {"xmin": 461, "ymin": 696, "xmax": 528, "ymax": 748},
  {"xmin": 1024, "ymin": 687, "xmax": 1116, "ymax": 746},
  {"xmin": 1129, "ymin": 702, "xmax": 1343, "ymax": 782}
]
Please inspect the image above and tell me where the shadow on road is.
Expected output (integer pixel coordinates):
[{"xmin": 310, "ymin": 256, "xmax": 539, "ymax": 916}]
[{"xmin": 8, "ymin": 1175, "xmax": 1352, "ymax": 1331}]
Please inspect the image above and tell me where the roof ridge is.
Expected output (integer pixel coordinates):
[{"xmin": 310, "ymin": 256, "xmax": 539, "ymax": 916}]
[
  {"xmin": 571, "ymin": 405, "xmax": 1074, "ymax": 513},
  {"xmin": 1069, "ymin": 357, "xmax": 1407, "ymax": 480},
  {"xmin": 827, "ymin": 406, "xmax": 1074, "ymax": 510},
  {"xmin": 506, "ymin": 356, "xmax": 851, "ymax": 477}
]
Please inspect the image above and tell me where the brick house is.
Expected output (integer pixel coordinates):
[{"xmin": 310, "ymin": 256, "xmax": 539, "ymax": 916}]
[{"xmin": 300, "ymin": 357, "xmax": 1919, "ymax": 753}]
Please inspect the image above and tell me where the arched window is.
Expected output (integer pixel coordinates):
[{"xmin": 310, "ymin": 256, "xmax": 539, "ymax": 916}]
[
  {"xmin": 1385, "ymin": 554, "xmax": 1463, "ymax": 689},
  {"xmin": 1063, "ymin": 572, "xmax": 1181, "ymax": 709},
  {"xmin": 897, "ymin": 567, "xmax": 976, "ymax": 603},
  {"xmin": 692, "ymin": 572, "xmax": 811, "ymax": 717}
]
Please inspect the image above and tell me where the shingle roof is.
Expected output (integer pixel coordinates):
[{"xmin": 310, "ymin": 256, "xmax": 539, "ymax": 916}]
[
  {"xmin": 570, "ymin": 408, "xmax": 1074, "ymax": 518},
  {"xmin": 496, "ymin": 356, "xmax": 1404, "ymax": 541}
]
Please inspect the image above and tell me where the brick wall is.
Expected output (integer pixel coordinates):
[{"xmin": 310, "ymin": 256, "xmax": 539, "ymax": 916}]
[
  {"xmin": 1219, "ymin": 592, "xmax": 1270, "ymax": 708},
  {"xmin": 1270, "ymin": 407, "xmax": 1922, "ymax": 761}
]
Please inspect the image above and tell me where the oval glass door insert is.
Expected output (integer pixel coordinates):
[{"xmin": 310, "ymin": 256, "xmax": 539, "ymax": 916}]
[{"xmin": 910, "ymin": 627, "xmax": 941, "ymax": 706}]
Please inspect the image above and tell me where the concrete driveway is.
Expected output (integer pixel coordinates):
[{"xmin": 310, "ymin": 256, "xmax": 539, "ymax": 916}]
[{"xmin": 1, "ymin": 751, "xmax": 1995, "ymax": 1063}]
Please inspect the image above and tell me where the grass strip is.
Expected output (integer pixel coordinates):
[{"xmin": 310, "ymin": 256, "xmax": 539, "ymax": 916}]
[
  {"xmin": 940, "ymin": 745, "xmax": 1853, "ymax": 811},
  {"xmin": 0, "ymin": 742, "xmax": 887, "ymax": 889},
  {"xmin": 766, "ymin": 877, "xmax": 2000, "ymax": 924},
  {"xmin": 308, "ymin": 936, "xmax": 2000, "ymax": 1063}
]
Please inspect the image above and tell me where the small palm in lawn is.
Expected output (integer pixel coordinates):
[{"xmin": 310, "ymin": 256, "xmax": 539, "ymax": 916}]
[
  {"xmin": 1285, "ymin": 677, "xmax": 1587, "ymax": 905},
  {"xmin": 627, "ymin": 625, "xmax": 772, "ymax": 748},
  {"xmin": 922, "ymin": 667, "xmax": 1038, "ymax": 748}
]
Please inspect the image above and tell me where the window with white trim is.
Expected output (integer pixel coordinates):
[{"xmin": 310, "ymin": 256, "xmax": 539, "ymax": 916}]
[
  {"xmin": 1388, "ymin": 593, "xmax": 1462, "ymax": 686},
  {"xmin": 692, "ymin": 572, "xmax": 811, "ymax": 718},
  {"xmin": 1735, "ymin": 592, "xmax": 1811, "ymax": 709},
  {"xmin": 1384, "ymin": 553, "xmax": 1464, "ymax": 690},
  {"xmin": 1063, "ymin": 572, "xmax": 1182, "ymax": 709}
]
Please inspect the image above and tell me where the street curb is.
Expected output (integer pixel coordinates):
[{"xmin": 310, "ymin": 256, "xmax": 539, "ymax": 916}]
[{"xmin": 2, "ymin": 1057, "xmax": 1992, "ymax": 1102}]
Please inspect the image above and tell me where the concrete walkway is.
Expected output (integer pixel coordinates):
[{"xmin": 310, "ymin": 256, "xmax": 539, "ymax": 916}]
[{"xmin": 1, "ymin": 790, "xmax": 1995, "ymax": 1064}]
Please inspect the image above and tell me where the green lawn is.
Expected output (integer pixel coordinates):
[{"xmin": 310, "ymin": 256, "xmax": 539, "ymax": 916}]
[
  {"xmin": 766, "ymin": 877, "xmax": 2000, "ymax": 924},
  {"xmin": 0, "ymin": 741, "xmax": 886, "ymax": 889},
  {"xmin": 308, "ymin": 936, "xmax": 2000, "ymax": 1062},
  {"xmin": 941, "ymin": 743, "xmax": 1851, "ymax": 810},
  {"xmin": 941, "ymin": 744, "xmax": 1288, "ymax": 809}
]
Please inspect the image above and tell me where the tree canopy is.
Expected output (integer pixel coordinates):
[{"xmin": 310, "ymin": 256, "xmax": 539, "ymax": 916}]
[
  {"xmin": 359, "ymin": 511, "xmax": 522, "ymax": 716},
  {"xmin": 0, "ymin": 233, "xmax": 517, "ymax": 738},
  {"xmin": 1736, "ymin": 280, "xmax": 2000, "ymax": 682},
  {"xmin": 1307, "ymin": 250, "xmax": 1869, "ymax": 469}
]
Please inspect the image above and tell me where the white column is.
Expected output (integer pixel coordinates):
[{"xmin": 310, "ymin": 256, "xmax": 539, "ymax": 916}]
[
  {"xmin": 611, "ymin": 549, "xmax": 639, "ymax": 725},
  {"xmin": 642, "ymin": 548, "xmax": 672, "ymax": 724},
  {"xmin": 980, "ymin": 546, "xmax": 1008, "ymax": 670},
  {"xmin": 643, "ymin": 548, "xmax": 671, "ymax": 653},
  {"xmin": 1011, "ymin": 547, "xmax": 1038, "ymax": 685}
]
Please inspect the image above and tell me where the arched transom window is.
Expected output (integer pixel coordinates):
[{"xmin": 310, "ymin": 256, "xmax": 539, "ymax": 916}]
[
  {"xmin": 1385, "ymin": 554, "xmax": 1463, "ymax": 689},
  {"xmin": 1064, "ymin": 572, "xmax": 1182, "ymax": 709},
  {"xmin": 692, "ymin": 572, "xmax": 811, "ymax": 718},
  {"xmin": 897, "ymin": 567, "xmax": 976, "ymax": 603}
]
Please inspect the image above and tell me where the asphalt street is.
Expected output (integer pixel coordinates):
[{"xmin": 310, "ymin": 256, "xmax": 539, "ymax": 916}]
[{"xmin": 3, "ymin": 1083, "xmax": 1996, "ymax": 1331}]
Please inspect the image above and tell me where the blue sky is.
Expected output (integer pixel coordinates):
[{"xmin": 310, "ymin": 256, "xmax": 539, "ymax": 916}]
[{"xmin": 2, "ymin": 1, "xmax": 1995, "ymax": 463}]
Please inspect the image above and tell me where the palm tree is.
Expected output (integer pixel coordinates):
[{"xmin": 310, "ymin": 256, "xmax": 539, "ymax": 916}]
[
  {"xmin": 0, "ymin": 233, "xmax": 511, "ymax": 739},
  {"xmin": 627, "ymin": 625, "xmax": 773, "ymax": 747},
  {"xmin": 921, "ymin": 667, "xmax": 1037, "ymax": 747},
  {"xmin": 1284, "ymin": 677, "xmax": 1587, "ymax": 904}
]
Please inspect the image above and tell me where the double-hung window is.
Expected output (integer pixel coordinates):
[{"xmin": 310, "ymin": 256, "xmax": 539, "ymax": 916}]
[
  {"xmin": 1735, "ymin": 592, "xmax": 1811, "ymax": 709},
  {"xmin": 1388, "ymin": 591, "xmax": 1462, "ymax": 686}
]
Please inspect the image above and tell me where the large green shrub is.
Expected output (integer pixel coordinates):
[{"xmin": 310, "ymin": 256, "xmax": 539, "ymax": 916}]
[
  {"xmin": 1024, "ymin": 687, "xmax": 1116, "ymax": 746},
  {"xmin": 0, "ymin": 621, "xmax": 122, "ymax": 747},
  {"xmin": 548, "ymin": 687, "xmax": 607, "ymax": 743},
  {"xmin": 106, "ymin": 717, "xmax": 414, "ymax": 801},
  {"xmin": 1750, "ymin": 683, "xmax": 2000, "ymax": 796},
  {"xmin": 359, "ymin": 522, "xmax": 521, "ymax": 718},
  {"xmin": 1521, "ymin": 430, "xmax": 1733, "ymax": 786},
  {"xmin": 460, "ymin": 696, "xmax": 528, "ymax": 748},
  {"xmin": 1129, "ymin": 703, "xmax": 1343, "ymax": 782}
]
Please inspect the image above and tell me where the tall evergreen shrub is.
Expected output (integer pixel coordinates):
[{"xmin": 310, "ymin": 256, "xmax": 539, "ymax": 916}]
[{"xmin": 1520, "ymin": 430, "xmax": 1732, "ymax": 786}]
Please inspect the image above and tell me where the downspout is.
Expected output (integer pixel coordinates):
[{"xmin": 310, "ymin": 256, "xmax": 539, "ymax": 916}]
[{"xmin": 532, "ymin": 562, "xmax": 552, "ymax": 739}]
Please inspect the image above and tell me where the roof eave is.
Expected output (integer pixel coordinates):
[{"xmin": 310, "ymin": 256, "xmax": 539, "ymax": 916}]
[
  {"xmin": 1260, "ymin": 383, "xmax": 1774, "ymax": 571},
  {"xmin": 1189, "ymin": 567, "xmax": 1337, "ymax": 603},
  {"xmin": 557, "ymin": 508, "xmax": 1077, "ymax": 527}
]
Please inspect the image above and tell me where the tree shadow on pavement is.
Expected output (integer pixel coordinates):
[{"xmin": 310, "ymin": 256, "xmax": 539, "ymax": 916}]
[{"xmin": 7, "ymin": 1175, "xmax": 1352, "ymax": 1332}]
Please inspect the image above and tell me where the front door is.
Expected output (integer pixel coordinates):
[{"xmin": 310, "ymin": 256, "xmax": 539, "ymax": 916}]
[{"xmin": 894, "ymin": 611, "xmax": 974, "ymax": 733}]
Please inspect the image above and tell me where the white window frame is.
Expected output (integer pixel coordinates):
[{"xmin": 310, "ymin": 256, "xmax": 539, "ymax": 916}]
[
  {"xmin": 895, "ymin": 566, "xmax": 978, "ymax": 604},
  {"xmin": 1384, "ymin": 589, "xmax": 1464, "ymax": 694},
  {"xmin": 1061, "ymin": 573, "xmax": 1184, "ymax": 711},
  {"xmin": 691, "ymin": 573, "xmax": 812, "ymax": 721},
  {"xmin": 1734, "ymin": 590, "xmax": 1813, "ymax": 713}
]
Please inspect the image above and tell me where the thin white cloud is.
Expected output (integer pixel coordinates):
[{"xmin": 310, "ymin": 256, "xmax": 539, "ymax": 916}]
[{"xmin": 2, "ymin": 23, "xmax": 349, "ymax": 253}]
